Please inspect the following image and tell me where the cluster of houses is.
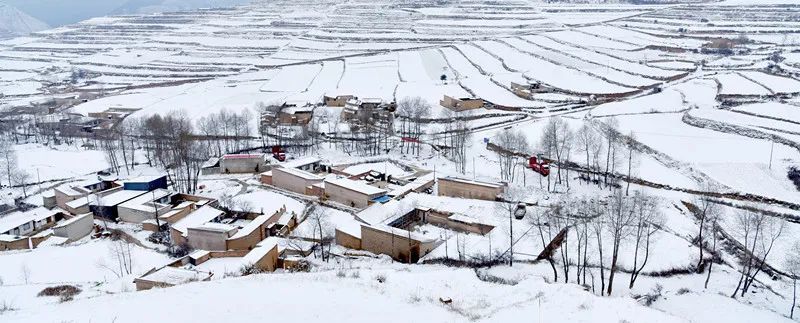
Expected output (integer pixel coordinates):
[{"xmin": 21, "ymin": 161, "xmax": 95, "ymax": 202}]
[
  {"xmin": 257, "ymin": 157, "xmax": 511, "ymax": 264},
  {"xmin": 36, "ymin": 107, "xmax": 140, "ymax": 138}
]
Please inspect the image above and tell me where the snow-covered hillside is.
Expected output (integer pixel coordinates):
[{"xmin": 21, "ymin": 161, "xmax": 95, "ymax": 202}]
[{"xmin": 0, "ymin": 2, "xmax": 48, "ymax": 39}]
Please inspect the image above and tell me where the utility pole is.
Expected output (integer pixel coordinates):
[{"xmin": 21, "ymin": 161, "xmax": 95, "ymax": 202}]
[{"xmin": 769, "ymin": 140, "xmax": 774, "ymax": 170}]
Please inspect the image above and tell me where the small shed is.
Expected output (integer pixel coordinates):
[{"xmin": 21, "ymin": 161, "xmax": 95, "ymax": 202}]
[{"xmin": 52, "ymin": 213, "xmax": 94, "ymax": 242}]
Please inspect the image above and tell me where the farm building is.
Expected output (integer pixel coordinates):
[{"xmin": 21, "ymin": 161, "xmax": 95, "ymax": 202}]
[
  {"xmin": 271, "ymin": 166, "xmax": 324, "ymax": 195},
  {"xmin": 53, "ymin": 179, "xmax": 120, "ymax": 213},
  {"xmin": 341, "ymin": 98, "xmax": 395, "ymax": 123},
  {"xmin": 261, "ymin": 103, "xmax": 314, "ymax": 126},
  {"xmin": 117, "ymin": 189, "xmax": 173, "ymax": 223},
  {"xmin": 360, "ymin": 224, "xmax": 437, "ymax": 263},
  {"xmin": 324, "ymin": 177, "xmax": 388, "ymax": 208},
  {"xmin": 0, "ymin": 207, "xmax": 66, "ymax": 237},
  {"xmin": 439, "ymin": 95, "xmax": 484, "ymax": 111},
  {"xmin": 437, "ymin": 177, "xmax": 505, "ymax": 201},
  {"xmin": 204, "ymin": 154, "xmax": 268, "ymax": 175},
  {"xmin": 323, "ymin": 95, "xmax": 354, "ymax": 107},
  {"xmin": 134, "ymin": 266, "xmax": 212, "ymax": 291},
  {"xmin": 226, "ymin": 214, "xmax": 271, "ymax": 251},
  {"xmin": 52, "ymin": 213, "xmax": 94, "ymax": 242},
  {"xmin": 89, "ymin": 190, "xmax": 148, "ymax": 220},
  {"xmin": 123, "ymin": 175, "xmax": 168, "ymax": 191},
  {"xmin": 510, "ymin": 81, "xmax": 551, "ymax": 99},
  {"xmin": 242, "ymin": 238, "xmax": 280, "ymax": 272},
  {"xmin": 187, "ymin": 222, "xmax": 238, "ymax": 251},
  {"xmin": 169, "ymin": 206, "xmax": 226, "ymax": 246}
]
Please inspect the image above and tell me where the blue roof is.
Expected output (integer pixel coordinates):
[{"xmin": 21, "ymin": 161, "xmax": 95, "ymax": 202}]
[{"xmin": 371, "ymin": 195, "xmax": 391, "ymax": 204}]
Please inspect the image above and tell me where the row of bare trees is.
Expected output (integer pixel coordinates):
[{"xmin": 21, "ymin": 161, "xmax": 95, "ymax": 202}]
[{"xmin": 531, "ymin": 189, "xmax": 663, "ymax": 296}]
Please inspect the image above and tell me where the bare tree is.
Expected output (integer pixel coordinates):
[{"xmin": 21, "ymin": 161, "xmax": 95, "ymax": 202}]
[
  {"xmin": 494, "ymin": 129, "xmax": 529, "ymax": 182},
  {"xmin": 576, "ymin": 124, "xmax": 601, "ymax": 184},
  {"xmin": 605, "ymin": 189, "xmax": 636, "ymax": 296},
  {"xmin": 694, "ymin": 192, "xmax": 722, "ymax": 273},
  {"xmin": 731, "ymin": 207, "xmax": 785, "ymax": 298},
  {"xmin": 396, "ymin": 97, "xmax": 431, "ymax": 156},
  {"xmin": 19, "ymin": 263, "xmax": 30, "ymax": 284},
  {"xmin": 785, "ymin": 241, "xmax": 800, "ymax": 319},
  {"xmin": 623, "ymin": 131, "xmax": 639, "ymax": 195},
  {"xmin": 540, "ymin": 117, "xmax": 572, "ymax": 190},
  {"xmin": 628, "ymin": 192, "xmax": 663, "ymax": 289}
]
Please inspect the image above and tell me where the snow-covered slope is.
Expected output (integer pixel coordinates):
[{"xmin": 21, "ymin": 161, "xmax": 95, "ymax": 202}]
[
  {"xmin": 110, "ymin": 0, "xmax": 252, "ymax": 15},
  {"xmin": 0, "ymin": 2, "xmax": 48, "ymax": 39}
]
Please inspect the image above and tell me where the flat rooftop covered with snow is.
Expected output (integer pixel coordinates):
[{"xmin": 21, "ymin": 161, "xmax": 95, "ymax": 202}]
[
  {"xmin": 325, "ymin": 177, "xmax": 387, "ymax": 196},
  {"xmin": 0, "ymin": 207, "xmax": 65, "ymax": 235},
  {"xmin": 171, "ymin": 206, "xmax": 226, "ymax": 235},
  {"xmin": 90, "ymin": 190, "xmax": 148, "ymax": 207},
  {"xmin": 138, "ymin": 266, "xmax": 212, "ymax": 286}
]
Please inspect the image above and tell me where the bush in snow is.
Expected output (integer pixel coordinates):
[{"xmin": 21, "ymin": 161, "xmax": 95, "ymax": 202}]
[
  {"xmin": 634, "ymin": 284, "xmax": 663, "ymax": 306},
  {"xmin": 474, "ymin": 269, "xmax": 519, "ymax": 286},
  {"xmin": 239, "ymin": 263, "xmax": 265, "ymax": 276},
  {"xmin": 336, "ymin": 269, "xmax": 347, "ymax": 278},
  {"xmin": 147, "ymin": 231, "xmax": 170, "ymax": 245},
  {"xmin": 374, "ymin": 274, "xmax": 387, "ymax": 283},
  {"xmin": 677, "ymin": 288, "xmax": 691, "ymax": 295},
  {"xmin": 788, "ymin": 167, "xmax": 800, "ymax": 191},
  {"xmin": 38, "ymin": 285, "xmax": 82, "ymax": 302},
  {"xmin": 167, "ymin": 244, "xmax": 192, "ymax": 258},
  {"xmin": 0, "ymin": 300, "xmax": 16, "ymax": 314},
  {"xmin": 350, "ymin": 271, "xmax": 361, "ymax": 279}
]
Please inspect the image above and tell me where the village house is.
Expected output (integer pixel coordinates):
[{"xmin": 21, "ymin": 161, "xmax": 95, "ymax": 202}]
[
  {"xmin": 510, "ymin": 81, "xmax": 551, "ymax": 99},
  {"xmin": 437, "ymin": 177, "xmax": 506, "ymax": 201},
  {"xmin": 169, "ymin": 206, "xmax": 227, "ymax": 247},
  {"xmin": 52, "ymin": 179, "xmax": 121, "ymax": 213},
  {"xmin": 35, "ymin": 113, "xmax": 105, "ymax": 136},
  {"xmin": 0, "ymin": 207, "xmax": 71, "ymax": 251},
  {"xmin": 0, "ymin": 207, "xmax": 66, "ymax": 237},
  {"xmin": 260, "ymin": 156, "xmax": 322, "ymax": 185},
  {"xmin": 202, "ymin": 154, "xmax": 268, "ymax": 175},
  {"xmin": 88, "ymin": 189, "xmax": 149, "ymax": 220},
  {"xmin": 439, "ymin": 95, "xmax": 484, "ymax": 111},
  {"xmin": 336, "ymin": 193, "xmax": 499, "ymax": 262},
  {"xmin": 117, "ymin": 188, "xmax": 173, "ymax": 223},
  {"xmin": 270, "ymin": 166, "xmax": 324, "ymax": 195},
  {"xmin": 323, "ymin": 95, "xmax": 354, "ymax": 107},
  {"xmin": 261, "ymin": 102, "xmax": 315, "ymax": 126},
  {"xmin": 324, "ymin": 177, "xmax": 389, "ymax": 208},
  {"xmin": 341, "ymin": 97, "xmax": 395, "ymax": 123}
]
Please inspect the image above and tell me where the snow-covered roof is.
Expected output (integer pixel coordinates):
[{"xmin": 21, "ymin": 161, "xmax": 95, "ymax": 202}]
[
  {"xmin": 171, "ymin": 206, "xmax": 225, "ymax": 235},
  {"xmin": 191, "ymin": 222, "xmax": 237, "ymax": 233},
  {"xmin": 222, "ymin": 154, "xmax": 264, "ymax": 160},
  {"xmin": 118, "ymin": 189, "xmax": 173, "ymax": 212},
  {"xmin": 365, "ymin": 224, "xmax": 436, "ymax": 243},
  {"xmin": 277, "ymin": 211, "xmax": 295, "ymax": 226},
  {"xmin": 52, "ymin": 213, "xmax": 92, "ymax": 229},
  {"xmin": 281, "ymin": 157, "xmax": 321, "ymax": 169},
  {"xmin": 274, "ymin": 166, "xmax": 323, "ymax": 181},
  {"xmin": 229, "ymin": 214, "xmax": 269, "ymax": 240},
  {"xmin": 335, "ymin": 218, "xmax": 364, "ymax": 238},
  {"xmin": 139, "ymin": 266, "xmax": 211, "ymax": 285},
  {"xmin": 440, "ymin": 177, "xmax": 504, "ymax": 189},
  {"xmin": 325, "ymin": 177, "xmax": 387, "ymax": 196},
  {"xmin": 123, "ymin": 175, "xmax": 166, "ymax": 184},
  {"xmin": 388, "ymin": 173, "xmax": 435, "ymax": 197},
  {"xmin": 0, "ymin": 234, "xmax": 23, "ymax": 242},
  {"xmin": 244, "ymin": 238, "xmax": 278, "ymax": 264},
  {"xmin": 91, "ymin": 190, "xmax": 148, "ymax": 207},
  {"xmin": 355, "ymin": 198, "xmax": 418, "ymax": 225},
  {"xmin": 0, "ymin": 207, "xmax": 65, "ymax": 234}
]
